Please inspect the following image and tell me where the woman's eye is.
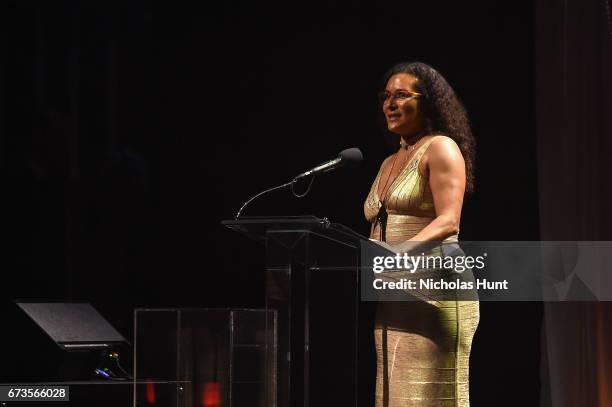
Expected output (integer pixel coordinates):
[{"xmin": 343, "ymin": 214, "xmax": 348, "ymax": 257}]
[{"xmin": 396, "ymin": 91, "xmax": 411, "ymax": 99}]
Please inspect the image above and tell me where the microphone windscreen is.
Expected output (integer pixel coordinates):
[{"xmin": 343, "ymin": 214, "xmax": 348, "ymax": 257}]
[{"xmin": 338, "ymin": 147, "xmax": 363, "ymax": 166}]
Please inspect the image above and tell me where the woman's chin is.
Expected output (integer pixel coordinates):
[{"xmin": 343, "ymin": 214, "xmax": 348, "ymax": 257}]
[{"xmin": 386, "ymin": 123, "xmax": 403, "ymax": 134}]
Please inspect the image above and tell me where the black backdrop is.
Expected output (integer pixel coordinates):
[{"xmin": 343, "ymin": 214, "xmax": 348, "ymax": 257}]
[{"xmin": 1, "ymin": 1, "xmax": 541, "ymax": 405}]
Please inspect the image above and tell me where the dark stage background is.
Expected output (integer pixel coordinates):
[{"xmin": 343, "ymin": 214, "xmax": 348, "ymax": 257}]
[{"xmin": 1, "ymin": 1, "xmax": 541, "ymax": 405}]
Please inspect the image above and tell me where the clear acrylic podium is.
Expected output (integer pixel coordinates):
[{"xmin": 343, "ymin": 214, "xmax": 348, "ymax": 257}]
[
  {"xmin": 223, "ymin": 216, "xmax": 366, "ymax": 407},
  {"xmin": 134, "ymin": 308, "xmax": 276, "ymax": 407}
]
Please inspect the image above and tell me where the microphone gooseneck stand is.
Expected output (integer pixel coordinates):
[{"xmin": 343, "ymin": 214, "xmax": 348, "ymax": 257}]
[
  {"xmin": 234, "ymin": 175, "xmax": 316, "ymax": 220},
  {"xmin": 234, "ymin": 147, "xmax": 362, "ymax": 220}
]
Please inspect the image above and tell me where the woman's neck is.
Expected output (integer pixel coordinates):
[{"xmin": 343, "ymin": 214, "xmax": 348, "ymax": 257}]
[{"xmin": 400, "ymin": 130, "xmax": 427, "ymax": 147}]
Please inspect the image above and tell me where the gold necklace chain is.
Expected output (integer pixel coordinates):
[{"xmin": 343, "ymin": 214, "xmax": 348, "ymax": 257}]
[
  {"xmin": 375, "ymin": 134, "xmax": 426, "ymax": 240},
  {"xmin": 378, "ymin": 142, "xmax": 416, "ymax": 202}
]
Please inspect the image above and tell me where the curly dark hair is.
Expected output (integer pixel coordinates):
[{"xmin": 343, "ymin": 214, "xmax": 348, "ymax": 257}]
[{"xmin": 381, "ymin": 62, "xmax": 476, "ymax": 192}]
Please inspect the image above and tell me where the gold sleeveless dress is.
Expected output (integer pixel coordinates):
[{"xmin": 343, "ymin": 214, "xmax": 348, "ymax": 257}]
[{"xmin": 364, "ymin": 136, "xmax": 479, "ymax": 407}]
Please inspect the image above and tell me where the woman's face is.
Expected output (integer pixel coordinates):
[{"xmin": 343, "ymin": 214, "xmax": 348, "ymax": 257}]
[{"xmin": 381, "ymin": 73, "xmax": 424, "ymax": 137}]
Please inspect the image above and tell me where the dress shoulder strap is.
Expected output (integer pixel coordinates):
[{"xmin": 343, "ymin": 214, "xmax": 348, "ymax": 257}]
[
  {"xmin": 416, "ymin": 135, "xmax": 445, "ymax": 159},
  {"xmin": 404, "ymin": 135, "xmax": 448, "ymax": 175}
]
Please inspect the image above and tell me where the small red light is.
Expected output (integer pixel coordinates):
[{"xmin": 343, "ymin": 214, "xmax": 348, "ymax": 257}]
[
  {"xmin": 146, "ymin": 380, "xmax": 156, "ymax": 404},
  {"xmin": 202, "ymin": 382, "xmax": 220, "ymax": 407}
]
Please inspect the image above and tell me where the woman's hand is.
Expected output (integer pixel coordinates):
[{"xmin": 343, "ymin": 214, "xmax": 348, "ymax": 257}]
[
  {"xmin": 370, "ymin": 239, "xmax": 440, "ymax": 256},
  {"xmin": 370, "ymin": 239, "xmax": 404, "ymax": 254}
]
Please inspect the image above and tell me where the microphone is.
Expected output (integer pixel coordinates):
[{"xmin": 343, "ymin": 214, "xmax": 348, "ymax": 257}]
[
  {"xmin": 294, "ymin": 147, "xmax": 363, "ymax": 180},
  {"xmin": 234, "ymin": 147, "xmax": 363, "ymax": 219}
]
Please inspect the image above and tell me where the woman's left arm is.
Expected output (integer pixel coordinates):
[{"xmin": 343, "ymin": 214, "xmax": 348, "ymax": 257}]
[{"xmin": 393, "ymin": 137, "xmax": 466, "ymax": 252}]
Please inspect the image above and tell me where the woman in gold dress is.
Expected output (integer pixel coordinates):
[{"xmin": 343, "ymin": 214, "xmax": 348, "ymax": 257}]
[{"xmin": 364, "ymin": 62, "xmax": 479, "ymax": 407}]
